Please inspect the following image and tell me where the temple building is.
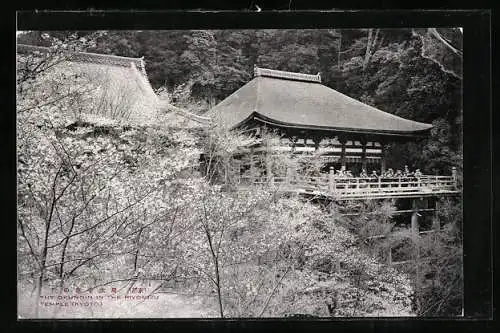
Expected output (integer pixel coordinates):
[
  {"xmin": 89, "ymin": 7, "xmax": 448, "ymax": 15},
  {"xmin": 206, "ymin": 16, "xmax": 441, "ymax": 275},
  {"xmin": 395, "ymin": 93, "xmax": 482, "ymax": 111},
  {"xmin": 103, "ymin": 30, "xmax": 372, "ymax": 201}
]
[
  {"xmin": 208, "ymin": 66, "xmax": 433, "ymax": 175},
  {"xmin": 17, "ymin": 44, "xmax": 207, "ymax": 128}
]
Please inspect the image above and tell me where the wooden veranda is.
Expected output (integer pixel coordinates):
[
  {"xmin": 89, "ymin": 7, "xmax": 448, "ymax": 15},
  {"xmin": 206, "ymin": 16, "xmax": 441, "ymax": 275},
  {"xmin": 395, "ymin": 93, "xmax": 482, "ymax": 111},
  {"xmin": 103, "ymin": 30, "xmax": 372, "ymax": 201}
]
[{"xmin": 236, "ymin": 169, "xmax": 460, "ymax": 200}]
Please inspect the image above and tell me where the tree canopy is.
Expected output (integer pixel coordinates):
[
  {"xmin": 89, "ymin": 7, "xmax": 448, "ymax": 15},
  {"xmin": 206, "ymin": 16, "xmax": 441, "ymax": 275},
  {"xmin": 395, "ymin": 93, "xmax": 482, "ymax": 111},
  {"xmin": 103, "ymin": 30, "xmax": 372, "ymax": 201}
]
[{"xmin": 16, "ymin": 28, "xmax": 463, "ymax": 317}]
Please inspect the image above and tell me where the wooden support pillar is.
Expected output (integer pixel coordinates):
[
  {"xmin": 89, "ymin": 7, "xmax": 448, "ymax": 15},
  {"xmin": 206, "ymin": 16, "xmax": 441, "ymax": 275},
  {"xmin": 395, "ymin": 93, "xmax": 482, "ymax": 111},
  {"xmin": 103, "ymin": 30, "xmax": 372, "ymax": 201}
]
[
  {"xmin": 234, "ymin": 159, "xmax": 241, "ymax": 184},
  {"xmin": 290, "ymin": 136, "xmax": 298, "ymax": 153},
  {"xmin": 432, "ymin": 199, "xmax": 441, "ymax": 230},
  {"xmin": 339, "ymin": 137, "xmax": 347, "ymax": 168},
  {"xmin": 286, "ymin": 164, "xmax": 292, "ymax": 185},
  {"xmin": 328, "ymin": 166, "xmax": 335, "ymax": 193},
  {"xmin": 361, "ymin": 139, "xmax": 368, "ymax": 171},
  {"xmin": 302, "ymin": 135, "xmax": 307, "ymax": 155},
  {"xmin": 452, "ymin": 167, "xmax": 457, "ymax": 189},
  {"xmin": 224, "ymin": 156, "xmax": 230, "ymax": 186},
  {"xmin": 248, "ymin": 150, "xmax": 256, "ymax": 182},
  {"xmin": 380, "ymin": 144, "xmax": 387, "ymax": 174},
  {"xmin": 411, "ymin": 198, "xmax": 420, "ymax": 235},
  {"xmin": 266, "ymin": 153, "xmax": 274, "ymax": 185},
  {"xmin": 411, "ymin": 198, "xmax": 421, "ymax": 301},
  {"xmin": 312, "ymin": 136, "xmax": 321, "ymax": 152},
  {"xmin": 334, "ymin": 258, "xmax": 341, "ymax": 272}
]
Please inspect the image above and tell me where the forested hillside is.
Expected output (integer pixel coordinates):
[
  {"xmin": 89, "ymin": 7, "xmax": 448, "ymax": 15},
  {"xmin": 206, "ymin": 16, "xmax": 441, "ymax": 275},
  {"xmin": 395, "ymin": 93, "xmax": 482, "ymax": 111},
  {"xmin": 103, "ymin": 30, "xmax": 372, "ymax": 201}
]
[
  {"xmin": 19, "ymin": 28, "xmax": 462, "ymax": 177},
  {"xmin": 17, "ymin": 29, "xmax": 463, "ymax": 318}
]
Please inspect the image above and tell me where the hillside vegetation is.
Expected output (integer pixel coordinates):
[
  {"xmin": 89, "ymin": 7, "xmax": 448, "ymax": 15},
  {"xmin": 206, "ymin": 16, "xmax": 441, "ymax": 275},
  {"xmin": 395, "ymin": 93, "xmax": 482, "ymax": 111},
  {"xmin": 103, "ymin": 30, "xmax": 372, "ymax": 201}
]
[
  {"xmin": 16, "ymin": 29, "xmax": 463, "ymax": 317},
  {"xmin": 19, "ymin": 28, "xmax": 463, "ymax": 176}
]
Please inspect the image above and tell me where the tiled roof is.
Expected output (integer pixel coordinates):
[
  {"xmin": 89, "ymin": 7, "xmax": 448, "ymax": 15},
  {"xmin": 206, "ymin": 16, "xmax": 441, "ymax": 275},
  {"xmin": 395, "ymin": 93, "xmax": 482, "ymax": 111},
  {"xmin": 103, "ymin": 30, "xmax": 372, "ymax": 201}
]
[
  {"xmin": 17, "ymin": 43, "xmax": 158, "ymax": 125},
  {"xmin": 17, "ymin": 44, "xmax": 147, "ymax": 77},
  {"xmin": 17, "ymin": 43, "xmax": 207, "ymax": 128},
  {"xmin": 207, "ymin": 66, "xmax": 433, "ymax": 137}
]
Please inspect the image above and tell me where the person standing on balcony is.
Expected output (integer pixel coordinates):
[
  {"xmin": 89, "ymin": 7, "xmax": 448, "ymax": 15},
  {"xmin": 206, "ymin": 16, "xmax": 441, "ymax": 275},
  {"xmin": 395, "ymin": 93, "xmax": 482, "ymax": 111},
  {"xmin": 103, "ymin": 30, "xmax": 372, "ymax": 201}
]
[
  {"xmin": 404, "ymin": 165, "xmax": 410, "ymax": 177},
  {"xmin": 337, "ymin": 166, "xmax": 347, "ymax": 178},
  {"xmin": 386, "ymin": 168, "xmax": 394, "ymax": 178},
  {"xmin": 414, "ymin": 169, "xmax": 422, "ymax": 178},
  {"xmin": 360, "ymin": 168, "xmax": 368, "ymax": 178}
]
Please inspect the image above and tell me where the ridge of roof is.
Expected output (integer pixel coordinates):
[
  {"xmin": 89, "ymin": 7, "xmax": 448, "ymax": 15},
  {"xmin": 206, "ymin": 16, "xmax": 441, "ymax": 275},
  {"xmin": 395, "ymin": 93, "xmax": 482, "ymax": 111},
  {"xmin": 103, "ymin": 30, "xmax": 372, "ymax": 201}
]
[
  {"xmin": 253, "ymin": 66, "xmax": 321, "ymax": 84},
  {"xmin": 17, "ymin": 44, "xmax": 147, "ymax": 75}
]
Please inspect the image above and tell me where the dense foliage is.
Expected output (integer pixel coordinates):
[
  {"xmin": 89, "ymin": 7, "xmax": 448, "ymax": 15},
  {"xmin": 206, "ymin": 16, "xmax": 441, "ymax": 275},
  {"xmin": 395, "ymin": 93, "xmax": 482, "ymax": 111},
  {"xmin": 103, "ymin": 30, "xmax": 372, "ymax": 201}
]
[
  {"xmin": 19, "ymin": 28, "xmax": 462, "ymax": 177},
  {"xmin": 16, "ymin": 29, "xmax": 463, "ymax": 317}
]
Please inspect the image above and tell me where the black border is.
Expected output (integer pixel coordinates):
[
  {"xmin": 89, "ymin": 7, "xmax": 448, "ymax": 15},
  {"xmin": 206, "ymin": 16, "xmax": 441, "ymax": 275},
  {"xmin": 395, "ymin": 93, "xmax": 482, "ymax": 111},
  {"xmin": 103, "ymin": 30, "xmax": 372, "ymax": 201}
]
[
  {"xmin": 6, "ymin": 9, "xmax": 494, "ymax": 333},
  {"xmin": 14, "ymin": 10, "xmax": 491, "ymax": 30}
]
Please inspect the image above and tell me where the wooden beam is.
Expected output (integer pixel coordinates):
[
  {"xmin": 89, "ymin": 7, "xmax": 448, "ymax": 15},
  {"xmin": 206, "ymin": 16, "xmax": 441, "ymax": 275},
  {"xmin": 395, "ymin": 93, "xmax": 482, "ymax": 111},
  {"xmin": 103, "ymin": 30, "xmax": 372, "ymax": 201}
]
[{"xmin": 341, "ymin": 208, "xmax": 435, "ymax": 216}]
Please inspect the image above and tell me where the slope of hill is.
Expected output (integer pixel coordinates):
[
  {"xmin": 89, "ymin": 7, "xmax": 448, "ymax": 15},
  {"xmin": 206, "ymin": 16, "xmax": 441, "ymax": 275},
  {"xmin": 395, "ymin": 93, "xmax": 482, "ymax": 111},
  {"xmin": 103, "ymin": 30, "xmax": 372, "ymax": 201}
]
[{"xmin": 16, "ymin": 31, "xmax": 464, "ymax": 317}]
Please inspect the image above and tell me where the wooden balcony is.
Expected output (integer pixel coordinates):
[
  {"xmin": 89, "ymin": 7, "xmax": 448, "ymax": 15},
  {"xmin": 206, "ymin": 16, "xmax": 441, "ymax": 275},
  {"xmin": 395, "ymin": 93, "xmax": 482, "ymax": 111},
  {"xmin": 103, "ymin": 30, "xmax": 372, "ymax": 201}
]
[{"xmin": 236, "ymin": 174, "xmax": 460, "ymax": 200}]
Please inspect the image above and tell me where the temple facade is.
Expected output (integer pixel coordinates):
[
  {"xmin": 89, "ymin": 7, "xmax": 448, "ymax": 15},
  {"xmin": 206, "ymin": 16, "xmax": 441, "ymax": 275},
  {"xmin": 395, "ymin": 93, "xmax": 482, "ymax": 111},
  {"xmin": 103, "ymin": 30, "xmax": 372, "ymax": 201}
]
[
  {"xmin": 208, "ymin": 66, "xmax": 433, "ymax": 172},
  {"xmin": 207, "ymin": 66, "xmax": 459, "ymax": 200}
]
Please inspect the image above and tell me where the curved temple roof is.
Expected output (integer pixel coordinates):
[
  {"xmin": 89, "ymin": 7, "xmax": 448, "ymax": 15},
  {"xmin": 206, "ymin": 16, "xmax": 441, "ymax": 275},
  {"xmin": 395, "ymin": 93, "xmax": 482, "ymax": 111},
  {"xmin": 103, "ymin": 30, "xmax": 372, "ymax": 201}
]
[
  {"xmin": 207, "ymin": 66, "xmax": 433, "ymax": 137},
  {"xmin": 17, "ymin": 44, "xmax": 206, "ymax": 127}
]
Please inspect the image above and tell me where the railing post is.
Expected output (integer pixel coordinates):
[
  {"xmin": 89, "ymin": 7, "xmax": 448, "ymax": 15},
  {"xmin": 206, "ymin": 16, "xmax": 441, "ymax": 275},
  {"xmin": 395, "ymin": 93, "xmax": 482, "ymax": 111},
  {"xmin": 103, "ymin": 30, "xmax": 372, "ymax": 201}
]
[
  {"xmin": 329, "ymin": 166, "xmax": 335, "ymax": 193},
  {"xmin": 378, "ymin": 176, "xmax": 381, "ymax": 190}
]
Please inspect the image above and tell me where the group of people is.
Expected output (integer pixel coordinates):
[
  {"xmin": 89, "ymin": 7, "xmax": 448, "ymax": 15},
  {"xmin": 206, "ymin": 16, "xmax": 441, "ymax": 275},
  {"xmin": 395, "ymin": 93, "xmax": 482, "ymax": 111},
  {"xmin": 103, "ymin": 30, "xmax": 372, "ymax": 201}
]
[{"xmin": 331, "ymin": 165, "xmax": 423, "ymax": 179}]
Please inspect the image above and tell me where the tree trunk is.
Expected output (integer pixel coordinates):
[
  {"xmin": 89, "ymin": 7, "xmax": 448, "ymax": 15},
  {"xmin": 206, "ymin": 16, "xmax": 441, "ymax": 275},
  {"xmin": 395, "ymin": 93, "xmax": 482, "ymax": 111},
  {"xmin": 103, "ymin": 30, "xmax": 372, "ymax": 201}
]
[
  {"xmin": 363, "ymin": 28, "xmax": 380, "ymax": 71},
  {"xmin": 338, "ymin": 31, "xmax": 342, "ymax": 70},
  {"xmin": 363, "ymin": 29, "xmax": 373, "ymax": 70},
  {"xmin": 35, "ymin": 270, "xmax": 44, "ymax": 318},
  {"xmin": 214, "ymin": 259, "xmax": 224, "ymax": 318}
]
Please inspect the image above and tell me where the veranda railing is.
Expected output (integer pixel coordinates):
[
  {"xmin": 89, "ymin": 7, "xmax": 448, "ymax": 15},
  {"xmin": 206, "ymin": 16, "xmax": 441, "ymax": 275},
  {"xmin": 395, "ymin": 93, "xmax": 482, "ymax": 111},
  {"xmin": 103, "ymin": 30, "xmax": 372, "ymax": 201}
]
[{"xmin": 236, "ymin": 168, "xmax": 459, "ymax": 198}]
